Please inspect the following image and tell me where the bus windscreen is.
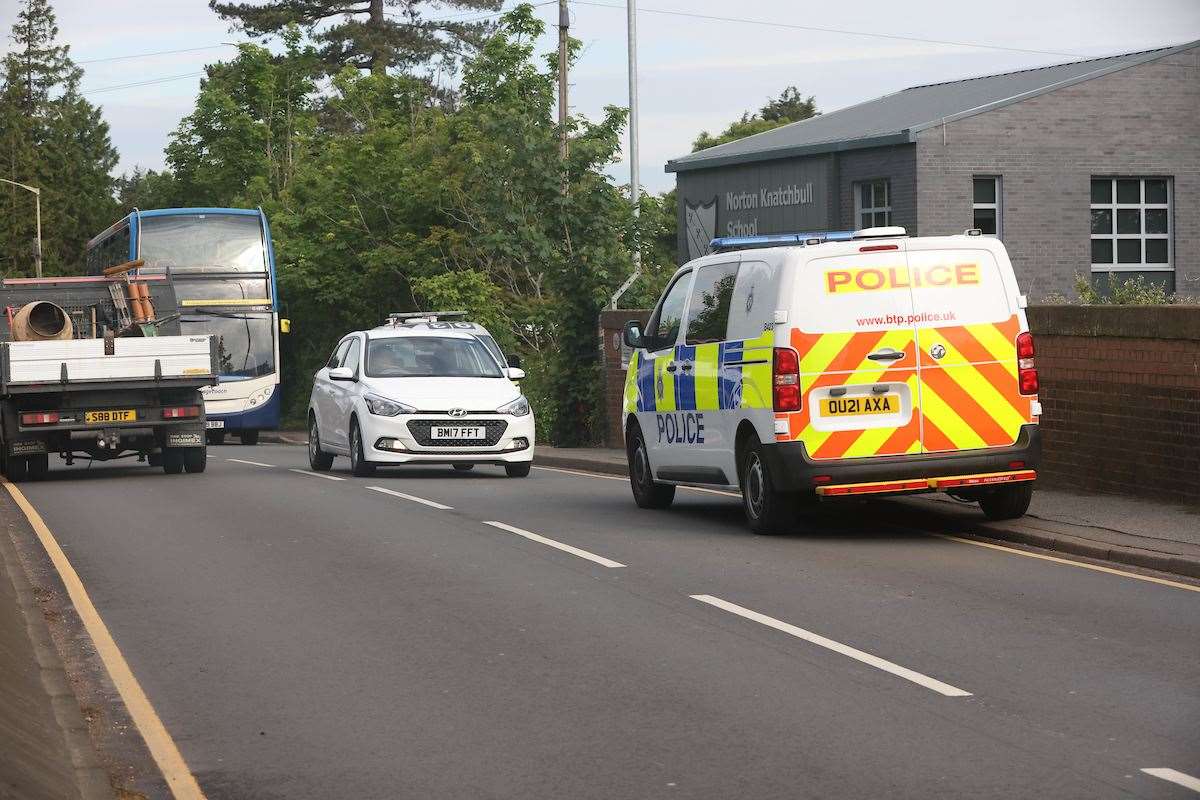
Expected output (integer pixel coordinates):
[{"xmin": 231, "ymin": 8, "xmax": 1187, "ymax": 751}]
[{"xmin": 139, "ymin": 214, "xmax": 267, "ymax": 274}]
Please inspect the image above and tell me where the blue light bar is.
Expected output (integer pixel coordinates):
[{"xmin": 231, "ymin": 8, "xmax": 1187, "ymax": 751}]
[{"xmin": 709, "ymin": 231, "xmax": 855, "ymax": 252}]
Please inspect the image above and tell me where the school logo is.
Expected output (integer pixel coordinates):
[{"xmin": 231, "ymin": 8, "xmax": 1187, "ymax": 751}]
[{"xmin": 684, "ymin": 196, "xmax": 718, "ymax": 261}]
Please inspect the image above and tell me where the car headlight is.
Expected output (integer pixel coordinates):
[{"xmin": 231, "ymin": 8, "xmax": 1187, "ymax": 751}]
[
  {"xmin": 496, "ymin": 395, "xmax": 531, "ymax": 417},
  {"xmin": 364, "ymin": 393, "xmax": 415, "ymax": 416}
]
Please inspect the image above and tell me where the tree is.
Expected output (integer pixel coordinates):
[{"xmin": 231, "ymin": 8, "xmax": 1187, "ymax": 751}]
[
  {"xmin": 209, "ymin": 0, "xmax": 502, "ymax": 76},
  {"xmin": 0, "ymin": 0, "xmax": 118, "ymax": 275},
  {"xmin": 692, "ymin": 86, "xmax": 818, "ymax": 152}
]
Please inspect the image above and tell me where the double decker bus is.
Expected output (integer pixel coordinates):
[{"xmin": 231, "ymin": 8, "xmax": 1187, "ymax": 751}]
[{"xmin": 86, "ymin": 208, "xmax": 285, "ymax": 444}]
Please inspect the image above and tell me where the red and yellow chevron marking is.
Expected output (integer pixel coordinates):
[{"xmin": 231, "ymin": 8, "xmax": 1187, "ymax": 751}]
[{"xmin": 777, "ymin": 315, "xmax": 1035, "ymax": 461}]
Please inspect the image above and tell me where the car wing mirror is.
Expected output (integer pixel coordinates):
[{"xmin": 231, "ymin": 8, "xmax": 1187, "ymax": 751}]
[
  {"xmin": 328, "ymin": 366, "xmax": 356, "ymax": 381},
  {"xmin": 506, "ymin": 353, "xmax": 522, "ymax": 369},
  {"xmin": 623, "ymin": 320, "xmax": 645, "ymax": 349},
  {"xmin": 506, "ymin": 367, "xmax": 526, "ymax": 381}
]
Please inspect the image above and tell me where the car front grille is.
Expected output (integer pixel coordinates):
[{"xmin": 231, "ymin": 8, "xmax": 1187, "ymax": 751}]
[{"xmin": 406, "ymin": 418, "xmax": 508, "ymax": 447}]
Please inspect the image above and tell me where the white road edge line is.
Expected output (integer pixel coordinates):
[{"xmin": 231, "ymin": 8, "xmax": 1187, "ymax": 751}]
[
  {"xmin": 482, "ymin": 521, "xmax": 625, "ymax": 569},
  {"xmin": 532, "ymin": 466, "xmax": 739, "ymax": 496},
  {"xmin": 226, "ymin": 458, "xmax": 274, "ymax": 468},
  {"xmin": 1142, "ymin": 768, "xmax": 1200, "ymax": 793},
  {"xmin": 366, "ymin": 486, "xmax": 452, "ymax": 510},
  {"xmin": 288, "ymin": 468, "xmax": 345, "ymax": 482},
  {"xmin": 690, "ymin": 594, "xmax": 973, "ymax": 698}
]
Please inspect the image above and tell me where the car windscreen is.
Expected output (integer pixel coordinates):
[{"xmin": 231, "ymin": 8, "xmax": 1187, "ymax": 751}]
[
  {"xmin": 139, "ymin": 214, "xmax": 267, "ymax": 274},
  {"xmin": 366, "ymin": 336, "xmax": 503, "ymax": 378},
  {"xmin": 179, "ymin": 312, "xmax": 275, "ymax": 378}
]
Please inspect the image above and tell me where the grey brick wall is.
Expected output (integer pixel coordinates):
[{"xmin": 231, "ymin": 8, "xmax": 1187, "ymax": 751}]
[
  {"xmin": 837, "ymin": 145, "xmax": 917, "ymax": 233},
  {"xmin": 915, "ymin": 47, "xmax": 1200, "ymax": 300}
]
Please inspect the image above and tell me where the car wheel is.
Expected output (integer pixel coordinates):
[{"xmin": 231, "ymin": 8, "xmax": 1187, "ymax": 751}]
[
  {"xmin": 626, "ymin": 424, "xmax": 674, "ymax": 509},
  {"xmin": 239, "ymin": 430, "xmax": 259, "ymax": 446},
  {"xmin": 979, "ymin": 481, "xmax": 1034, "ymax": 521},
  {"xmin": 349, "ymin": 421, "xmax": 376, "ymax": 477},
  {"xmin": 162, "ymin": 448, "xmax": 184, "ymax": 475},
  {"xmin": 504, "ymin": 462, "xmax": 531, "ymax": 478},
  {"xmin": 453, "ymin": 463, "xmax": 475, "ymax": 472},
  {"xmin": 740, "ymin": 435, "xmax": 796, "ymax": 535},
  {"xmin": 206, "ymin": 430, "xmax": 226, "ymax": 445},
  {"xmin": 308, "ymin": 417, "xmax": 334, "ymax": 471},
  {"xmin": 183, "ymin": 447, "xmax": 207, "ymax": 474}
]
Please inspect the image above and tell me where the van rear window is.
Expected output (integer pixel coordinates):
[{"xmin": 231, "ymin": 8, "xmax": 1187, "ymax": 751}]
[{"xmin": 799, "ymin": 249, "xmax": 1010, "ymax": 333}]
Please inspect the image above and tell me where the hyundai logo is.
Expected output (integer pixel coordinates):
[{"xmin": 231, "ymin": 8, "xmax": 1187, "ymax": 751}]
[{"xmin": 448, "ymin": 408, "xmax": 468, "ymax": 417}]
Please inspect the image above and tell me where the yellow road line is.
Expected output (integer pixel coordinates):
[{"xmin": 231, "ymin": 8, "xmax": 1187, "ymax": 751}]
[
  {"xmin": 933, "ymin": 533, "xmax": 1200, "ymax": 594},
  {"xmin": 3, "ymin": 480, "xmax": 207, "ymax": 799}
]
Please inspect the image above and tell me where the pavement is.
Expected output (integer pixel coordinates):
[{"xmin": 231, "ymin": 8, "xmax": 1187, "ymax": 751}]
[{"xmin": 0, "ymin": 441, "xmax": 1196, "ymax": 798}]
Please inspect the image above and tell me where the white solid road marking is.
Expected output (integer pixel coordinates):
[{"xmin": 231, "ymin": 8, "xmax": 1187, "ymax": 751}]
[
  {"xmin": 533, "ymin": 465, "xmax": 626, "ymax": 481},
  {"xmin": 3, "ymin": 481, "xmax": 207, "ymax": 799},
  {"xmin": 690, "ymin": 594, "xmax": 973, "ymax": 698},
  {"xmin": 226, "ymin": 458, "xmax": 274, "ymax": 468},
  {"xmin": 288, "ymin": 468, "xmax": 346, "ymax": 482},
  {"xmin": 482, "ymin": 521, "xmax": 626, "ymax": 569},
  {"xmin": 1142, "ymin": 768, "xmax": 1200, "ymax": 793},
  {"xmin": 366, "ymin": 486, "xmax": 452, "ymax": 510}
]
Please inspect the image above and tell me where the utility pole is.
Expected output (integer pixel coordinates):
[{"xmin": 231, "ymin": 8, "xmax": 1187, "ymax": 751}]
[
  {"xmin": 610, "ymin": 0, "xmax": 641, "ymax": 308},
  {"xmin": 557, "ymin": 0, "xmax": 569, "ymax": 165},
  {"xmin": 1, "ymin": 178, "xmax": 42, "ymax": 278}
]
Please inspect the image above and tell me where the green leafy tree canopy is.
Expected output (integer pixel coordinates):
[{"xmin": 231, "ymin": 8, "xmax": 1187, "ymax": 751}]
[{"xmin": 692, "ymin": 86, "xmax": 818, "ymax": 152}]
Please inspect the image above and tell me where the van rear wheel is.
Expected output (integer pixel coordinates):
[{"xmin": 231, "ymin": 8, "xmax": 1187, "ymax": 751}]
[
  {"xmin": 740, "ymin": 436, "xmax": 797, "ymax": 535},
  {"xmin": 627, "ymin": 425, "xmax": 674, "ymax": 509},
  {"xmin": 979, "ymin": 481, "xmax": 1034, "ymax": 521}
]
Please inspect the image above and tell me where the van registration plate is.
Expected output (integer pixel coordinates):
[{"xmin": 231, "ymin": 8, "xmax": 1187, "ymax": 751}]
[
  {"xmin": 431, "ymin": 426, "xmax": 484, "ymax": 440},
  {"xmin": 821, "ymin": 395, "xmax": 899, "ymax": 417},
  {"xmin": 84, "ymin": 409, "xmax": 136, "ymax": 424}
]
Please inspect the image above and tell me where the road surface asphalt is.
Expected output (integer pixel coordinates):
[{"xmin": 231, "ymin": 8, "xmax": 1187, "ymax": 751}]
[{"xmin": 10, "ymin": 444, "xmax": 1200, "ymax": 799}]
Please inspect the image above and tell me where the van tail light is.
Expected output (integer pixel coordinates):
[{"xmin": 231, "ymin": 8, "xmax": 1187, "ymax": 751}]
[
  {"xmin": 21, "ymin": 411, "xmax": 59, "ymax": 426},
  {"xmin": 773, "ymin": 348, "xmax": 801, "ymax": 411},
  {"xmin": 162, "ymin": 406, "xmax": 201, "ymax": 419},
  {"xmin": 1016, "ymin": 332, "xmax": 1038, "ymax": 395}
]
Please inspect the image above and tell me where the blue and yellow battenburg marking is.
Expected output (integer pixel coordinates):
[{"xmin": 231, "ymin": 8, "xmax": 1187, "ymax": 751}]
[{"xmin": 624, "ymin": 331, "xmax": 774, "ymax": 415}]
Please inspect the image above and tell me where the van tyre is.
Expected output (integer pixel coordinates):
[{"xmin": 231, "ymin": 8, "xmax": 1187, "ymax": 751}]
[
  {"xmin": 740, "ymin": 436, "xmax": 797, "ymax": 535},
  {"xmin": 627, "ymin": 424, "xmax": 675, "ymax": 509},
  {"xmin": 308, "ymin": 418, "xmax": 334, "ymax": 471},
  {"xmin": 504, "ymin": 462, "xmax": 531, "ymax": 478},
  {"xmin": 979, "ymin": 481, "xmax": 1034, "ymax": 521},
  {"xmin": 162, "ymin": 448, "xmax": 185, "ymax": 475},
  {"xmin": 349, "ymin": 421, "xmax": 376, "ymax": 477},
  {"xmin": 183, "ymin": 447, "xmax": 207, "ymax": 474}
]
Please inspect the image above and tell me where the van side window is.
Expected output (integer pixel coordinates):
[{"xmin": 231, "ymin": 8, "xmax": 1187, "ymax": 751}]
[
  {"xmin": 685, "ymin": 263, "xmax": 739, "ymax": 344},
  {"xmin": 645, "ymin": 271, "xmax": 691, "ymax": 351}
]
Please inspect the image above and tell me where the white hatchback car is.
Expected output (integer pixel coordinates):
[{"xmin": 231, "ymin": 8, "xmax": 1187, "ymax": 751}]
[{"xmin": 307, "ymin": 325, "xmax": 535, "ymax": 477}]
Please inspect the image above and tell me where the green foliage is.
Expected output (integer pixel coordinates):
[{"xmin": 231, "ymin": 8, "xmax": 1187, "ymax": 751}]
[
  {"xmin": 209, "ymin": 0, "xmax": 501, "ymax": 75},
  {"xmin": 0, "ymin": 0, "xmax": 118, "ymax": 276},
  {"xmin": 692, "ymin": 86, "xmax": 818, "ymax": 152},
  {"xmin": 1074, "ymin": 273, "xmax": 1172, "ymax": 305}
]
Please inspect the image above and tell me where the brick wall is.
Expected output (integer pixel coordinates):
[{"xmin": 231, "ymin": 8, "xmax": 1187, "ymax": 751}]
[
  {"xmin": 599, "ymin": 305, "xmax": 1200, "ymax": 504},
  {"xmin": 837, "ymin": 144, "xmax": 918, "ymax": 233},
  {"xmin": 915, "ymin": 48, "xmax": 1200, "ymax": 300}
]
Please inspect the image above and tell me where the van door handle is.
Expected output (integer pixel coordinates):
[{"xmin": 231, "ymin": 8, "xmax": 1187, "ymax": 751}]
[
  {"xmin": 867, "ymin": 349, "xmax": 905, "ymax": 362},
  {"xmin": 680, "ymin": 362, "xmax": 693, "ymax": 372},
  {"xmin": 665, "ymin": 362, "xmax": 678, "ymax": 373}
]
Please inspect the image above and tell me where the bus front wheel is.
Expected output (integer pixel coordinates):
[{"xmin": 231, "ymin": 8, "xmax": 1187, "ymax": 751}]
[{"xmin": 238, "ymin": 430, "xmax": 259, "ymax": 446}]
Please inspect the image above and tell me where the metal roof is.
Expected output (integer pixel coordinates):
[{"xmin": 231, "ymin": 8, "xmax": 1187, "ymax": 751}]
[{"xmin": 666, "ymin": 40, "xmax": 1200, "ymax": 173}]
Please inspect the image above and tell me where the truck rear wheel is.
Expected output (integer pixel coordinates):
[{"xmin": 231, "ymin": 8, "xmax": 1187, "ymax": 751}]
[
  {"xmin": 27, "ymin": 454, "xmax": 48, "ymax": 480},
  {"xmin": 4, "ymin": 455, "xmax": 29, "ymax": 482},
  {"xmin": 183, "ymin": 447, "xmax": 207, "ymax": 474},
  {"xmin": 162, "ymin": 448, "xmax": 185, "ymax": 475}
]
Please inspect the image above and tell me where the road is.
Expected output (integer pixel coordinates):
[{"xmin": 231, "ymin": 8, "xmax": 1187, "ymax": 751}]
[{"xmin": 10, "ymin": 444, "xmax": 1200, "ymax": 799}]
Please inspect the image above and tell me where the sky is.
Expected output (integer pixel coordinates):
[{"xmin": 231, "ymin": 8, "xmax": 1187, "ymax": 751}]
[{"xmin": 3, "ymin": 0, "xmax": 1198, "ymax": 194}]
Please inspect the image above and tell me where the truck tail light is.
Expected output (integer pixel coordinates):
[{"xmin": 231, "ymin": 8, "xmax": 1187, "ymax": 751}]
[
  {"xmin": 1016, "ymin": 331, "xmax": 1038, "ymax": 395},
  {"xmin": 21, "ymin": 411, "xmax": 59, "ymax": 426},
  {"xmin": 162, "ymin": 406, "xmax": 201, "ymax": 419},
  {"xmin": 773, "ymin": 348, "xmax": 801, "ymax": 412}
]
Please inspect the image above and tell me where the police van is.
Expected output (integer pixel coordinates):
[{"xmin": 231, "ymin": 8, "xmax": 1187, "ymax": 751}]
[{"xmin": 621, "ymin": 227, "xmax": 1041, "ymax": 534}]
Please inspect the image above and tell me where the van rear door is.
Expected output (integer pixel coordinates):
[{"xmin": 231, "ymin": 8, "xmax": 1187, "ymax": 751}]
[
  {"xmin": 783, "ymin": 245, "xmax": 922, "ymax": 460},
  {"xmin": 905, "ymin": 242, "xmax": 1033, "ymax": 454}
]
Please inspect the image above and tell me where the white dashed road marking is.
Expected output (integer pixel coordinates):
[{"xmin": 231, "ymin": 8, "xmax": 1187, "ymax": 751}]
[
  {"xmin": 226, "ymin": 458, "xmax": 274, "ymax": 467},
  {"xmin": 366, "ymin": 486, "xmax": 453, "ymax": 510},
  {"xmin": 1141, "ymin": 769, "xmax": 1200, "ymax": 793},
  {"xmin": 691, "ymin": 594, "xmax": 973, "ymax": 698},
  {"xmin": 288, "ymin": 468, "xmax": 346, "ymax": 482},
  {"xmin": 482, "ymin": 521, "xmax": 626, "ymax": 569}
]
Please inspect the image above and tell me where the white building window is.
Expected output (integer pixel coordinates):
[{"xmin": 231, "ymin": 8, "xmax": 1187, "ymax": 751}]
[
  {"xmin": 972, "ymin": 177, "xmax": 1001, "ymax": 237},
  {"xmin": 854, "ymin": 179, "xmax": 891, "ymax": 229},
  {"xmin": 1090, "ymin": 178, "xmax": 1171, "ymax": 272}
]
